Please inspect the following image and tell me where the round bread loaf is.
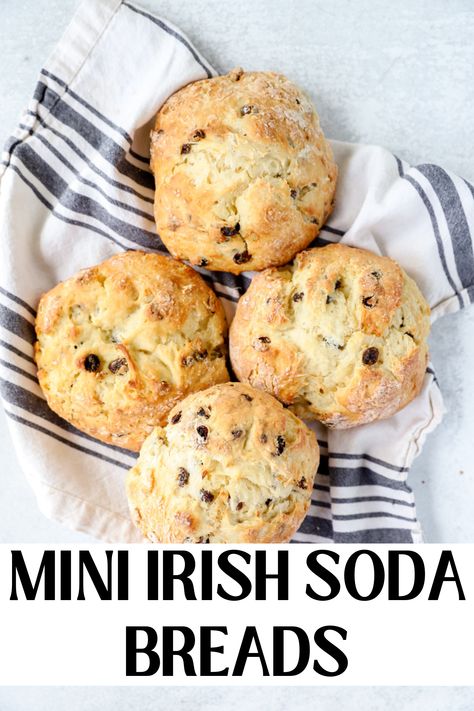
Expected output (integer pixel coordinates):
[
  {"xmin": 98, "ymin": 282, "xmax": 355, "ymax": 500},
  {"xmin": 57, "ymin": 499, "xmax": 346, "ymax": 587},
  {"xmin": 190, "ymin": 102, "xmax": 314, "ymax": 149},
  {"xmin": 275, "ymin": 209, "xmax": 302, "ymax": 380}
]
[
  {"xmin": 35, "ymin": 251, "xmax": 229, "ymax": 451},
  {"xmin": 150, "ymin": 68, "xmax": 337, "ymax": 273},
  {"xmin": 126, "ymin": 383, "xmax": 319, "ymax": 543},
  {"xmin": 230, "ymin": 244, "xmax": 430, "ymax": 428}
]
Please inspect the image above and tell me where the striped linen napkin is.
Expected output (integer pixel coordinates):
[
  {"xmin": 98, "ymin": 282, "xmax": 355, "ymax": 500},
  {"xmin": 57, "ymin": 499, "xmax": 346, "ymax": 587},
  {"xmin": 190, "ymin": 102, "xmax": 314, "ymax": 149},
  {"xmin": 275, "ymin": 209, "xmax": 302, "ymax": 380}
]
[{"xmin": 1, "ymin": 0, "xmax": 472, "ymax": 544}]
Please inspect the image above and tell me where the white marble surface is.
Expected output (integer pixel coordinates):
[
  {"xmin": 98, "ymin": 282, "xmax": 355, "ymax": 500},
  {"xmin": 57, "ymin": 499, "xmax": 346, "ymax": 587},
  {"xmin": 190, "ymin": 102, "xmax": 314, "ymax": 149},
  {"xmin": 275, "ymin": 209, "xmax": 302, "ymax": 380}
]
[
  {"xmin": 0, "ymin": 0, "xmax": 474, "ymax": 705},
  {"xmin": 1, "ymin": 686, "xmax": 474, "ymax": 711}
]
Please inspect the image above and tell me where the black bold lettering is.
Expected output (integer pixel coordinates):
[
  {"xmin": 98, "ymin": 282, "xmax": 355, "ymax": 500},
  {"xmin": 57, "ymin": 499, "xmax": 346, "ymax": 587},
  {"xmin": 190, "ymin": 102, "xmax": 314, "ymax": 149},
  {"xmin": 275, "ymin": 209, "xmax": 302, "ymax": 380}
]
[
  {"xmin": 162, "ymin": 627, "xmax": 196, "ymax": 676},
  {"xmin": 429, "ymin": 551, "xmax": 466, "ymax": 600},
  {"xmin": 162, "ymin": 551, "xmax": 196, "ymax": 600},
  {"xmin": 313, "ymin": 626, "xmax": 348, "ymax": 677},
  {"xmin": 233, "ymin": 626, "xmax": 270, "ymax": 676},
  {"xmin": 60, "ymin": 550, "xmax": 71, "ymax": 600},
  {"xmin": 388, "ymin": 551, "xmax": 425, "ymax": 600},
  {"xmin": 125, "ymin": 626, "xmax": 160, "ymax": 676},
  {"xmin": 117, "ymin": 550, "xmax": 129, "ymax": 600},
  {"xmin": 10, "ymin": 550, "xmax": 55, "ymax": 600},
  {"xmin": 147, "ymin": 550, "xmax": 159, "ymax": 600},
  {"xmin": 306, "ymin": 550, "xmax": 340, "ymax": 600},
  {"xmin": 255, "ymin": 551, "xmax": 288, "ymax": 600},
  {"xmin": 77, "ymin": 550, "xmax": 113, "ymax": 600},
  {"xmin": 344, "ymin": 550, "xmax": 384, "ymax": 600},
  {"xmin": 201, "ymin": 550, "xmax": 213, "ymax": 600},
  {"xmin": 273, "ymin": 627, "xmax": 310, "ymax": 675},
  {"xmin": 200, "ymin": 627, "xmax": 229, "ymax": 675},
  {"xmin": 217, "ymin": 551, "xmax": 252, "ymax": 601}
]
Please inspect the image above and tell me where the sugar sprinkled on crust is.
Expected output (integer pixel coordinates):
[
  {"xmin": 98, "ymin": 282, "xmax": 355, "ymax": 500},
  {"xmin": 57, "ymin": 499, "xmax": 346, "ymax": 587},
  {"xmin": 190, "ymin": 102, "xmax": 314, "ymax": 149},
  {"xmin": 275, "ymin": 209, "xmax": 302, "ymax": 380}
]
[
  {"xmin": 126, "ymin": 383, "xmax": 319, "ymax": 543},
  {"xmin": 151, "ymin": 69, "xmax": 337, "ymax": 273},
  {"xmin": 230, "ymin": 244, "xmax": 430, "ymax": 428},
  {"xmin": 35, "ymin": 251, "xmax": 229, "ymax": 451}
]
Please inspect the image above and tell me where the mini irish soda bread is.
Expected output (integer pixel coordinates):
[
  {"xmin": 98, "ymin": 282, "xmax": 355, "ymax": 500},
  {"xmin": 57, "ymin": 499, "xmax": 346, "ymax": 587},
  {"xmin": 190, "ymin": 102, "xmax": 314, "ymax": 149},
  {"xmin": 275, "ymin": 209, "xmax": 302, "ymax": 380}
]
[
  {"xmin": 126, "ymin": 383, "xmax": 319, "ymax": 543},
  {"xmin": 230, "ymin": 244, "xmax": 430, "ymax": 428},
  {"xmin": 35, "ymin": 252, "xmax": 229, "ymax": 451},
  {"xmin": 150, "ymin": 68, "xmax": 337, "ymax": 273}
]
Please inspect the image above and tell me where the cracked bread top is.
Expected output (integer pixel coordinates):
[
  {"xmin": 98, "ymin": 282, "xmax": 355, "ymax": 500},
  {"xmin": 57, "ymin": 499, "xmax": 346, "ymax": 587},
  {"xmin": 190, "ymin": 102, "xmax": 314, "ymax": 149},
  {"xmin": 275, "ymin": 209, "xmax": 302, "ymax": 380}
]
[
  {"xmin": 126, "ymin": 382, "xmax": 319, "ymax": 543},
  {"xmin": 229, "ymin": 244, "xmax": 430, "ymax": 428},
  {"xmin": 34, "ymin": 251, "xmax": 229, "ymax": 451},
  {"xmin": 150, "ymin": 68, "xmax": 337, "ymax": 273}
]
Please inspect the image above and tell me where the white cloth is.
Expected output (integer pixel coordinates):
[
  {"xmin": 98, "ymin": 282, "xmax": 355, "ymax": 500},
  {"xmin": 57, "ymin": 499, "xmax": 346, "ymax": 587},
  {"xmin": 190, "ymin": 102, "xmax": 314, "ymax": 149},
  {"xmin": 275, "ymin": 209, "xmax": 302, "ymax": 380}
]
[{"xmin": 1, "ymin": 0, "xmax": 472, "ymax": 543}]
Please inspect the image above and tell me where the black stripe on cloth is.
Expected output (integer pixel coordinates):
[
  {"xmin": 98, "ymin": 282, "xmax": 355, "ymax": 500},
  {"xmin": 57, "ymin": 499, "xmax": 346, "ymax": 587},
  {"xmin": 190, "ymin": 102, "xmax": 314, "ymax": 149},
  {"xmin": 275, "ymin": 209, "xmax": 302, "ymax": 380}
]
[
  {"xmin": 426, "ymin": 366, "xmax": 439, "ymax": 385},
  {"xmin": 331, "ymin": 495, "xmax": 415, "ymax": 507},
  {"xmin": 9, "ymin": 161, "xmax": 141, "ymax": 252},
  {"xmin": 14, "ymin": 142, "xmax": 159, "ymax": 249},
  {"xmin": 33, "ymin": 131, "xmax": 155, "ymax": 222},
  {"xmin": 218, "ymin": 270, "xmax": 251, "ymax": 294},
  {"xmin": 129, "ymin": 148, "xmax": 150, "ymax": 165},
  {"xmin": 416, "ymin": 164, "xmax": 474, "ymax": 295},
  {"xmin": 463, "ymin": 178, "xmax": 474, "ymax": 199},
  {"xmin": 3, "ymin": 135, "xmax": 24, "ymax": 159},
  {"xmin": 0, "ymin": 339, "xmax": 35, "ymax": 365},
  {"xmin": 10, "ymin": 110, "xmax": 346, "ymax": 305},
  {"xmin": 0, "ymin": 268, "xmax": 239, "ymax": 318},
  {"xmin": 298, "ymin": 514, "xmax": 334, "ymax": 539},
  {"xmin": 40, "ymin": 70, "xmax": 150, "ymax": 165},
  {"xmin": 41, "ymin": 70, "xmax": 131, "ymax": 144},
  {"xmin": 122, "ymin": 2, "xmax": 213, "ymax": 79},
  {"xmin": 199, "ymin": 275, "xmax": 244, "ymax": 303},
  {"xmin": 329, "ymin": 452, "xmax": 409, "ymax": 473},
  {"xmin": 309, "ymin": 229, "xmax": 345, "ymax": 250},
  {"xmin": 0, "ymin": 358, "xmax": 38, "ymax": 384},
  {"xmin": 333, "ymin": 511, "xmax": 416, "ymax": 523},
  {"xmin": 27, "ymin": 108, "xmax": 155, "ymax": 204},
  {"xmin": 0, "ymin": 377, "xmax": 138, "ymax": 460},
  {"xmin": 312, "ymin": 500, "xmax": 331, "ymax": 510},
  {"xmin": 311, "ymin": 236, "xmax": 334, "ymax": 247},
  {"xmin": 212, "ymin": 288, "xmax": 239, "ymax": 304},
  {"xmin": 395, "ymin": 155, "xmax": 463, "ymax": 309},
  {"xmin": 329, "ymin": 466, "xmax": 412, "ymax": 491},
  {"xmin": 333, "ymin": 528, "xmax": 413, "ymax": 543},
  {"xmin": 0, "ymin": 304, "xmax": 35, "ymax": 344},
  {"xmin": 0, "ymin": 358, "xmax": 37, "ymax": 383},
  {"xmin": 201, "ymin": 270, "xmax": 249, "ymax": 297},
  {"xmin": 0, "ymin": 286, "xmax": 37, "ymax": 317},
  {"xmin": 33, "ymin": 82, "xmax": 154, "ymax": 191},
  {"xmin": 394, "ymin": 155, "xmax": 406, "ymax": 177},
  {"xmin": 18, "ymin": 123, "xmax": 33, "ymax": 134},
  {"xmin": 320, "ymin": 225, "xmax": 345, "ymax": 237},
  {"xmin": 0, "ymin": 288, "xmax": 236, "ymax": 380},
  {"xmin": 313, "ymin": 483, "xmax": 330, "ymax": 493},
  {"xmin": 317, "ymin": 454, "xmax": 328, "ymax": 476},
  {"xmin": 4, "ymin": 409, "xmax": 130, "ymax": 471}
]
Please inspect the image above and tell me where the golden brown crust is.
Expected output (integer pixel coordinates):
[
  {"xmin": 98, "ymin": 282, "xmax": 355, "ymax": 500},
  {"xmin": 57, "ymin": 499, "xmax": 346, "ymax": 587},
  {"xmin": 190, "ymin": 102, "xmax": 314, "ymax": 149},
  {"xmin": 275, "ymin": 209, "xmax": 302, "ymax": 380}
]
[
  {"xmin": 126, "ymin": 383, "xmax": 319, "ymax": 543},
  {"xmin": 151, "ymin": 68, "xmax": 337, "ymax": 273},
  {"xmin": 35, "ymin": 251, "xmax": 229, "ymax": 451},
  {"xmin": 229, "ymin": 244, "xmax": 430, "ymax": 428}
]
